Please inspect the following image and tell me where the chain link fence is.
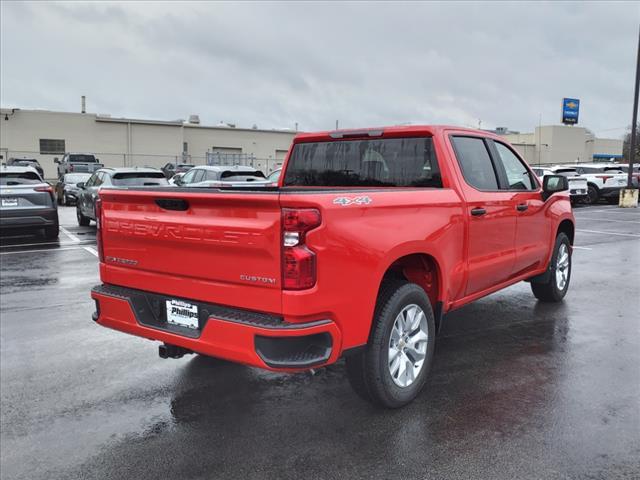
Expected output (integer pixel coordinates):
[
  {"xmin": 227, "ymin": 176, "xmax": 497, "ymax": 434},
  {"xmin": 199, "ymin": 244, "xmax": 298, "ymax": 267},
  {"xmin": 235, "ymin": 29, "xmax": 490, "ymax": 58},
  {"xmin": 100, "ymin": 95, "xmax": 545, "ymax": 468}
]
[{"xmin": 1, "ymin": 150, "xmax": 284, "ymax": 180}]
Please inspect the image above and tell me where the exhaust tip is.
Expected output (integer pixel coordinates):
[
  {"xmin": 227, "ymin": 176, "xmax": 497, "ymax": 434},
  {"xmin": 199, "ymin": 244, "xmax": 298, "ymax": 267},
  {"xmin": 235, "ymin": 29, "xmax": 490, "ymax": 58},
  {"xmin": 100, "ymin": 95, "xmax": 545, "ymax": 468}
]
[{"xmin": 159, "ymin": 343, "xmax": 192, "ymax": 359}]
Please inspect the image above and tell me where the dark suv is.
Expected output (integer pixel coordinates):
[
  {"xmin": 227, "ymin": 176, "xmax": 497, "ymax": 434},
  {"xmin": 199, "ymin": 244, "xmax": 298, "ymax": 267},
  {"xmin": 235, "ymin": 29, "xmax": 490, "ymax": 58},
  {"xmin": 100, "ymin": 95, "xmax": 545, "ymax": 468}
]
[
  {"xmin": 7, "ymin": 158, "xmax": 45, "ymax": 178},
  {"xmin": 0, "ymin": 166, "xmax": 58, "ymax": 239}
]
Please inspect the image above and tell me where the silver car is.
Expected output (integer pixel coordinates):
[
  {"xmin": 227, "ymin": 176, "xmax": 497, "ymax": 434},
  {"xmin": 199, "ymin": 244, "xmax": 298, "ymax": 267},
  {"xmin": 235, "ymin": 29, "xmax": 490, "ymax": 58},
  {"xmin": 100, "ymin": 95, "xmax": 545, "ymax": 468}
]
[
  {"xmin": 0, "ymin": 166, "xmax": 59, "ymax": 239},
  {"xmin": 174, "ymin": 165, "xmax": 271, "ymax": 188}
]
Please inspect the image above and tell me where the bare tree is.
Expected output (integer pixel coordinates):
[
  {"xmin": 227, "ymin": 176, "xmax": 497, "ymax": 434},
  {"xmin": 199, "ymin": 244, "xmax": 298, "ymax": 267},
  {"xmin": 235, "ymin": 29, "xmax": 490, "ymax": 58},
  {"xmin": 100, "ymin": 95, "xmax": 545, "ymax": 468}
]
[{"xmin": 623, "ymin": 123, "xmax": 640, "ymax": 163}]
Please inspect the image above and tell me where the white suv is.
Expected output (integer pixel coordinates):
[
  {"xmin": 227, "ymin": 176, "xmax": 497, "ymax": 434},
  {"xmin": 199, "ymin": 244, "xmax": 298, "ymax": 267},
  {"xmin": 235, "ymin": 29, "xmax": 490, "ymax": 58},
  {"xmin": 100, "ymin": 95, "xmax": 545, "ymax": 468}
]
[
  {"xmin": 564, "ymin": 164, "xmax": 627, "ymax": 204},
  {"xmin": 531, "ymin": 166, "xmax": 588, "ymax": 204}
]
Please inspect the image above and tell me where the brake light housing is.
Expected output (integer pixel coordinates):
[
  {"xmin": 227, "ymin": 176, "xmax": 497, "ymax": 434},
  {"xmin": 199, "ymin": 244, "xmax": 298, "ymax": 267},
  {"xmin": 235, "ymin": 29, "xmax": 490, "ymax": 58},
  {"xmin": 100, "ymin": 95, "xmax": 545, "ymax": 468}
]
[
  {"xmin": 95, "ymin": 197, "xmax": 104, "ymax": 262},
  {"xmin": 282, "ymin": 208, "xmax": 321, "ymax": 290},
  {"xmin": 35, "ymin": 185, "xmax": 55, "ymax": 202}
]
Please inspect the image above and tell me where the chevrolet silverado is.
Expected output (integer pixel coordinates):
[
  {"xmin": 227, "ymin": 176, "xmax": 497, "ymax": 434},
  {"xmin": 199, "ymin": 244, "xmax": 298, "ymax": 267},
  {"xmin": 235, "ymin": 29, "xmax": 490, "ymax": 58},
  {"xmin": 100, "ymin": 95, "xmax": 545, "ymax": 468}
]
[{"xmin": 91, "ymin": 126, "xmax": 574, "ymax": 408}]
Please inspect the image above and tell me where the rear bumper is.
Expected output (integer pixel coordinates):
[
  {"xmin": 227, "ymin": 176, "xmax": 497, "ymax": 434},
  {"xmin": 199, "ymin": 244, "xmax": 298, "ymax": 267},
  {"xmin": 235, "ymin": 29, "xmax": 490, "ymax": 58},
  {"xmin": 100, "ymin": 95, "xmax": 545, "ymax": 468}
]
[
  {"xmin": 0, "ymin": 208, "xmax": 58, "ymax": 229},
  {"xmin": 91, "ymin": 284, "xmax": 342, "ymax": 371}
]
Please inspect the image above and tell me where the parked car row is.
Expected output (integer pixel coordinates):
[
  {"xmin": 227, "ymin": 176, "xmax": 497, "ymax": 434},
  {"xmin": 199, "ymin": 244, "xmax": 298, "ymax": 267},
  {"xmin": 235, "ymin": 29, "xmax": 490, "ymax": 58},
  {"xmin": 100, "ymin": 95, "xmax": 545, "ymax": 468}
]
[{"xmin": 532, "ymin": 163, "xmax": 633, "ymax": 205}]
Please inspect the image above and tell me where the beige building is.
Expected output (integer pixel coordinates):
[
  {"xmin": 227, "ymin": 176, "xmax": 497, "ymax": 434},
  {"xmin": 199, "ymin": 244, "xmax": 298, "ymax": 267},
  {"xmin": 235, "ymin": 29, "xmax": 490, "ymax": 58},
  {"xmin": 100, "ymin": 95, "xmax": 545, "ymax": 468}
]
[
  {"xmin": 500, "ymin": 125, "xmax": 623, "ymax": 166},
  {"xmin": 0, "ymin": 108, "xmax": 297, "ymax": 179}
]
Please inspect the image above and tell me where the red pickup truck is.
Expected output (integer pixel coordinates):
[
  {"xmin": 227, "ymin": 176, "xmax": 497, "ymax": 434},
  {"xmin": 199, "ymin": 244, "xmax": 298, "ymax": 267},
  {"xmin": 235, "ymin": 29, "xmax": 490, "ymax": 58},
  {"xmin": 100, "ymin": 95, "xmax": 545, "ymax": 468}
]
[{"xmin": 91, "ymin": 126, "xmax": 574, "ymax": 408}]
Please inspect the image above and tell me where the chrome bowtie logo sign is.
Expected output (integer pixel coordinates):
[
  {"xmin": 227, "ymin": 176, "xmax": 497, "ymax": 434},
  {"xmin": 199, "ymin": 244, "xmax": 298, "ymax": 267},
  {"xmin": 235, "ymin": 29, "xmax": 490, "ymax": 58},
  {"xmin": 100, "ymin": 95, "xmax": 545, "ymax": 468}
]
[{"xmin": 333, "ymin": 196, "xmax": 373, "ymax": 206}]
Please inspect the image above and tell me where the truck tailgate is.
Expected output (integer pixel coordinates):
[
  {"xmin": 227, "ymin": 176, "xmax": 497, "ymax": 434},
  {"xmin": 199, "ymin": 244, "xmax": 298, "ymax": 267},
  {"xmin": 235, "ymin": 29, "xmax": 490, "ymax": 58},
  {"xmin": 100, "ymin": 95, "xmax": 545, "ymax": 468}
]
[{"xmin": 99, "ymin": 188, "xmax": 282, "ymax": 313}]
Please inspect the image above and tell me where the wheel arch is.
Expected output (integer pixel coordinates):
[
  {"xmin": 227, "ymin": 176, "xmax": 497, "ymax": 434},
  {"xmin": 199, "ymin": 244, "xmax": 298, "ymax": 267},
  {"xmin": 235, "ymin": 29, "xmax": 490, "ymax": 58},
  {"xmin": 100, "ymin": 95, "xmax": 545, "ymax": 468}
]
[
  {"xmin": 376, "ymin": 252, "xmax": 443, "ymax": 332},
  {"xmin": 558, "ymin": 218, "xmax": 575, "ymax": 245}
]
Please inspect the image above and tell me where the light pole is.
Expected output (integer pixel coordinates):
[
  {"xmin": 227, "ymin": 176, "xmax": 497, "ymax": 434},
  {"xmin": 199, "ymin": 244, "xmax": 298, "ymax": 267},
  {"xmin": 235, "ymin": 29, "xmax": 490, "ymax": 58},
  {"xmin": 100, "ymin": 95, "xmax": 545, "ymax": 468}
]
[
  {"xmin": 620, "ymin": 27, "xmax": 640, "ymax": 207},
  {"xmin": 626, "ymin": 28, "xmax": 639, "ymax": 187}
]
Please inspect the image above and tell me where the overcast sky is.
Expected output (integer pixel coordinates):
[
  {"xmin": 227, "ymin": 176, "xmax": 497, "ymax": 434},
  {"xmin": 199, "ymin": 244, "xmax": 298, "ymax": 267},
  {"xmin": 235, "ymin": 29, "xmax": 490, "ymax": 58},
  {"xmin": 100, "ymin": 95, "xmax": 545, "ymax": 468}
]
[{"xmin": 1, "ymin": 1, "xmax": 638, "ymax": 137}]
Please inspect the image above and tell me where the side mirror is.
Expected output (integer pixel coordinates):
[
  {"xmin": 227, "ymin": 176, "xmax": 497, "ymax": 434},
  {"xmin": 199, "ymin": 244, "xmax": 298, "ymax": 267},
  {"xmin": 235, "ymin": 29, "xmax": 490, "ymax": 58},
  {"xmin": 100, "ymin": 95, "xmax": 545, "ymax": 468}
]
[
  {"xmin": 542, "ymin": 175, "xmax": 569, "ymax": 201},
  {"xmin": 174, "ymin": 176, "xmax": 183, "ymax": 186},
  {"xmin": 54, "ymin": 158, "xmax": 60, "ymax": 164},
  {"xmin": 76, "ymin": 182, "xmax": 85, "ymax": 189}
]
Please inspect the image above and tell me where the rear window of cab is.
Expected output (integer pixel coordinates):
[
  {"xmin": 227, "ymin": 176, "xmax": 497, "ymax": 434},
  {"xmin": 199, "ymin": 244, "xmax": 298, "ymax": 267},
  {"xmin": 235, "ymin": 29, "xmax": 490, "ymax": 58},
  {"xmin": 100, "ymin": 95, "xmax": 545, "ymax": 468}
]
[{"xmin": 283, "ymin": 137, "xmax": 442, "ymax": 188}]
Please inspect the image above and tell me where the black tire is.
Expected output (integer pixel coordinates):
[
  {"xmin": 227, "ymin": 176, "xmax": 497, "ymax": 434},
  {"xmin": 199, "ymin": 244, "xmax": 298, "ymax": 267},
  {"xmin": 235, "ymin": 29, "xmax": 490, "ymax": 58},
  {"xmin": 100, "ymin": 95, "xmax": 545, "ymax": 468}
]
[
  {"xmin": 77, "ymin": 207, "xmax": 90, "ymax": 226},
  {"xmin": 44, "ymin": 224, "xmax": 59, "ymax": 240},
  {"xmin": 531, "ymin": 232, "xmax": 571, "ymax": 302},
  {"xmin": 586, "ymin": 184, "xmax": 599, "ymax": 205},
  {"xmin": 346, "ymin": 280, "xmax": 436, "ymax": 408}
]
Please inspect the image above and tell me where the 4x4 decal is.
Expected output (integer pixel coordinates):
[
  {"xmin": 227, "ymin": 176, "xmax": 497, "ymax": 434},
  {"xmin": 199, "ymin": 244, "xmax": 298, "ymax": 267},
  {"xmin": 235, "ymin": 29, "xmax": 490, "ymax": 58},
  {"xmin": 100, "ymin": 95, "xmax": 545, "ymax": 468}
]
[{"xmin": 333, "ymin": 196, "xmax": 373, "ymax": 206}]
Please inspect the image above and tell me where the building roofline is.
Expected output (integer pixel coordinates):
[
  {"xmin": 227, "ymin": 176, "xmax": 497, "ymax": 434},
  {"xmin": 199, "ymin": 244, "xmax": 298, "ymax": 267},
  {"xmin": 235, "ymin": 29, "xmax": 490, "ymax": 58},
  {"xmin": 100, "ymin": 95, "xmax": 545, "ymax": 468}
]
[{"xmin": 0, "ymin": 107, "xmax": 298, "ymax": 134}]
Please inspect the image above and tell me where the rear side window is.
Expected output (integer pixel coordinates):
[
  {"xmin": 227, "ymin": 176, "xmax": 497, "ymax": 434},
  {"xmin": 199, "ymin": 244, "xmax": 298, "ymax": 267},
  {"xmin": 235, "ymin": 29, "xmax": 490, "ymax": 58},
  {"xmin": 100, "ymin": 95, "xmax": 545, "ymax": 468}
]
[
  {"xmin": 283, "ymin": 137, "xmax": 442, "ymax": 187},
  {"xmin": 111, "ymin": 172, "xmax": 169, "ymax": 186},
  {"xmin": 0, "ymin": 172, "xmax": 42, "ymax": 185},
  {"xmin": 493, "ymin": 142, "xmax": 535, "ymax": 190},
  {"xmin": 451, "ymin": 136, "xmax": 499, "ymax": 190}
]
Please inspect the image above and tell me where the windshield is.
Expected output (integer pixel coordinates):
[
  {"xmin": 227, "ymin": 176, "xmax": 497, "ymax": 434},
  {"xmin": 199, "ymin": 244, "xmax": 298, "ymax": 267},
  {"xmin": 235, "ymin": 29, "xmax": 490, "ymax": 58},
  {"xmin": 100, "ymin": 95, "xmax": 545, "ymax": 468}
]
[
  {"xmin": 284, "ymin": 137, "xmax": 442, "ymax": 187},
  {"xmin": 554, "ymin": 168, "xmax": 578, "ymax": 176},
  {"xmin": 0, "ymin": 172, "xmax": 42, "ymax": 185},
  {"xmin": 68, "ymin": 155, "xmax": 97, "ymax": 163},
  {"xmin": 111, "ymin": 172, "xmax": 169, "ymax": 186},
  {"xmin": 64, "ymin": 173, "xmax": 91, "ymax": 184}
]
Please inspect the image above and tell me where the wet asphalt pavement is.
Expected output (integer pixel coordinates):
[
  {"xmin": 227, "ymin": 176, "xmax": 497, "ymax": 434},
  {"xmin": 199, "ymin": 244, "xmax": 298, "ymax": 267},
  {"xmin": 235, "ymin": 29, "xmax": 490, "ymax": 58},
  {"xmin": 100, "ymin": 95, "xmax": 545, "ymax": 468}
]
[{"xmin": 1, "ymin": 205, "xmax": 639, "ymax": 480}]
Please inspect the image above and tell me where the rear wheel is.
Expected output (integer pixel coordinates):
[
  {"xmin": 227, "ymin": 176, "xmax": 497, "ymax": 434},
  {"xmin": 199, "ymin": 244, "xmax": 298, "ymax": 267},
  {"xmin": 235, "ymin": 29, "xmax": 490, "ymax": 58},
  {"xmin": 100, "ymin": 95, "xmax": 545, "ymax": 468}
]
[
  {"xmin": 77, "ymin": 206, "xmax": 90, "ymax": 226},
  {"xmin": 586, "ymin": 184, "xmax": 599, "ymax": 205},
  {"xmin": 531, "ymin": 232, "xmax": 571, "ymax": 302},
  {"xmin": 346, "ymin": 279, "xmax": 436, "ymax": 408}
]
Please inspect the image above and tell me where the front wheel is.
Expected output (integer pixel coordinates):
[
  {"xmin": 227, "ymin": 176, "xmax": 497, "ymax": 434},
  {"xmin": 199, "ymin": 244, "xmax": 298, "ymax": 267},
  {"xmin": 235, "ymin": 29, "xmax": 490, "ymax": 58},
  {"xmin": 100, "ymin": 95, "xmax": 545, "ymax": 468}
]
[
  {"xmin": 531, "ymin": 232, "xmax": 571, "ymax": 302},
  {"xmin": 586, "ymin": 185, "xmax": 599, "ymax": 205},
  {"xmin": 77, "ymin": 206, "xmax": 90, "ymax": 226},
  {"xmin": 346, "ymin": 280, "xmax": 436, "ymax": 408}
]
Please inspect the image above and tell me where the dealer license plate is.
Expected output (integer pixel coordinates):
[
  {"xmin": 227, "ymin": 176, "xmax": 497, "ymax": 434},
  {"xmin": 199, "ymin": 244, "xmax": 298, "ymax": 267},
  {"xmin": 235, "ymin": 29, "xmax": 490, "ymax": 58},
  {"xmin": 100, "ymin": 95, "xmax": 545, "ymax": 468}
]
[
  {"xmin": 166, "ymin": 299, "xmax": 199, "ymax": 329},
  {"xmin": 1, "ymin": 197, "xmax": 18, "ymax": 207}
]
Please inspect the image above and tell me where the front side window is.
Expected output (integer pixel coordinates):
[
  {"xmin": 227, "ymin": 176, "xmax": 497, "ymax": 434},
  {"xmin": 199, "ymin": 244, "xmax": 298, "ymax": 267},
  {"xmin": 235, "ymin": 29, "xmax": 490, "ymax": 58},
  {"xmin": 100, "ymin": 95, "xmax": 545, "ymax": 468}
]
[
  {"xmin": 192, "ymin": 169, "xmax": 206, "ymax": 183},
  {"xmin": 284, "ymin": 137, "xmax": 442, "ymax": 187},
  {"xmin": 451, "ymin": 136, "xmax": 499, "ymax": 190},
  {"xmin": 93, "ymin": 172, "xmax": 104, "ymax": 187},
  {"xmin": 180, "ymin": 169, "xmax": 197, "ymax": 184},
  {"xmin": 493, "ymin": 142, "xmax": 535, "ymax": 190},
  {"xmin": 85, "ymin": 173, "xmax": 97, "ymax": 188}
]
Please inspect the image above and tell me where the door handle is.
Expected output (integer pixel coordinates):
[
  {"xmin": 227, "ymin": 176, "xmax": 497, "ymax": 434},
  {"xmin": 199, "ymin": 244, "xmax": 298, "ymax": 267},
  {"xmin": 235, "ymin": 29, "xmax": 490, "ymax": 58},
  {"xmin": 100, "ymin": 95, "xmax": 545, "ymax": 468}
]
[
  {"xmin": 516, "ymin": 203, "xmax": 528, "ymax": 212},
  {"xmin": 470, "ymin": 207, "xmax": 487, "ymax": 217}
]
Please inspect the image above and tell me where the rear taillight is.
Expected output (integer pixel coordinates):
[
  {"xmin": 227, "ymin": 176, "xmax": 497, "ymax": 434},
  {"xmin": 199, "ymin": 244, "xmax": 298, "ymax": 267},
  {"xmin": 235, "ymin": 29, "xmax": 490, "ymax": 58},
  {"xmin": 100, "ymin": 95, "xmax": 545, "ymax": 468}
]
[
  {"xmin": 95, "ymin": 197, "xmax": 104, "ymax": 262},
  {"xmin": 282, "ymin": 208, "xmax": 321, "ymax": 290},
  {"xmin": 35, "ymin": 185, "xmax": 55, "ymax": 202},
  {"xmin": 596, "ymin": 175, "xmax": 612, "ymax": 184}
]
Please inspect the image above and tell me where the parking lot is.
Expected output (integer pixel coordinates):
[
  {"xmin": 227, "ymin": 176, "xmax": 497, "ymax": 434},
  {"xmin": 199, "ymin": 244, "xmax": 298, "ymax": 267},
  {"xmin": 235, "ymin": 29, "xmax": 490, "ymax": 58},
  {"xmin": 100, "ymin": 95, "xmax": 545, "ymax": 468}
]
[{"xmin": 0, "ymin": 204, "xmax": 638, "ymax": 480}]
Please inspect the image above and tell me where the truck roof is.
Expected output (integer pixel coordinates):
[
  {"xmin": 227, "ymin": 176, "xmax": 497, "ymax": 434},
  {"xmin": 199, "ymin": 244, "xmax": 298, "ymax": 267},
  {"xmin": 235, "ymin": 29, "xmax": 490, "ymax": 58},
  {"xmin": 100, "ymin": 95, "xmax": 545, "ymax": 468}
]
[
  {"xmin": 98, "ymin": 167, "xmax": 163, "ymax": 174},
  {"xmin": 293, "ymin": 125, "xmax": 495, "ymax": 143}
]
